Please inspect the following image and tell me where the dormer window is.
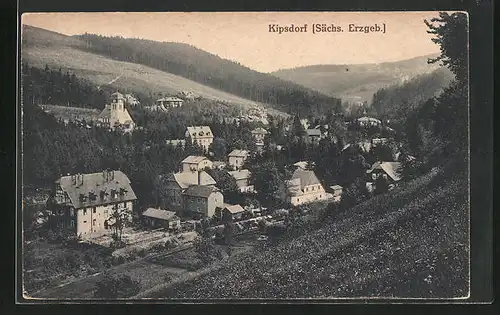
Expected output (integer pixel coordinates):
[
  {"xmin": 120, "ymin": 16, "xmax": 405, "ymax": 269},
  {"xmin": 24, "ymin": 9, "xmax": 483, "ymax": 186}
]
[{"xmin": 199, "ymin": 131, "xmax": 204, "ymax": 136}]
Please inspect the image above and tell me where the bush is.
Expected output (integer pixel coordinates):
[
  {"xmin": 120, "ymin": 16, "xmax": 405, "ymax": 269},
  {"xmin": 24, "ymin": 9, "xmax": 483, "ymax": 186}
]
[{"xmin": 94, "ymin": 274, "xmax": 141, "ymax": 298}]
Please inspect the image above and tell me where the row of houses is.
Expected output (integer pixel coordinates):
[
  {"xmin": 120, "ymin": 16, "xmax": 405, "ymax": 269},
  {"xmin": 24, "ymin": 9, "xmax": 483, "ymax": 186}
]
[
  {"xmin": 44, "ymin": 158, "xmax": 401, "ymax": 239},
  {"xmin": 166, "ymin": 125, "xmax": 270, "ymax": 153}
]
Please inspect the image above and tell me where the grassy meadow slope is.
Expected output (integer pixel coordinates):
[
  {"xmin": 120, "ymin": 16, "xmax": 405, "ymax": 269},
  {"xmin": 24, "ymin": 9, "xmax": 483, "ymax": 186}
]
[
  {"xmin": 21, "ymin": 25, "xmax": 281, "ymax": 114},
  {"xmin": 371, "ymin": 67, "xmax": 454, "ymax": 122},
  {"xmin": 272, "ymin": 54, "xmax": 444, "ymax": 103},
  {"xmin": 150, "ymin": 160, "xmax": 468, "ymax": 299}
]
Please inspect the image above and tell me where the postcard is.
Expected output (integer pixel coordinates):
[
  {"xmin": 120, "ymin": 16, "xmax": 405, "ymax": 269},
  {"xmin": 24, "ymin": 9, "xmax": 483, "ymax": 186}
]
[{"xmin": 19, "ymin": 11, "xmax": 473, "ymax": 302}]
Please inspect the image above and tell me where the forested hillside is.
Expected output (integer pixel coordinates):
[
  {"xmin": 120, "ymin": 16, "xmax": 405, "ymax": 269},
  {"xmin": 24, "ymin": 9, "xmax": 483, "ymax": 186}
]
[
  {"xmin": 72, "ymin": 33, "xmax": 342, "ymax": 116},
  {"xmin": 21, "ymin": 63, "xmax": 111, "ymax": 109},
  {"xmin": 371, "ymin": 67, "xmax": 454, "ymax": 123}
]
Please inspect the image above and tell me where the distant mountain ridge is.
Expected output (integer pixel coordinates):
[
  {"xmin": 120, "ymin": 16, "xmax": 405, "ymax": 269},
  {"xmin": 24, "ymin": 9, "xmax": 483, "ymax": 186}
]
[
  {"xmin": 271, "ymin": 53, "xmax": 444, "ymax": 103},
  {"xmin": 21, "ymin": 25, "xmax": 342, "ymax": 117}
]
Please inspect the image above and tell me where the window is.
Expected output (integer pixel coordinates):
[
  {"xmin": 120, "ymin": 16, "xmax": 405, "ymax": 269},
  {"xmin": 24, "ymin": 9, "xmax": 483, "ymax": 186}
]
[
  {"xmin": 123, "ymin": 202, "xmax": 126, "ymax": 208},
  {"xmin": 93, "ymin": 207, "xmax": 96, "ymax": 214},
  {"xmin": 104, "ymin": 209, "xmax": 108, "ymax": 215},
  {"xmin": 69, "ymin": 209, "xmax": 74, "ymax": 217},
  {"xmin": 83, "ymin": 208, "xmax": 87, "ymax": 215},
  {"xmin": 93, "ymin": 219, "xmax": 96, "ymax": 226},
  {"xmin": 70, "ymin": 220, "xmax": 75, "ymax": 227},
  {"xmin": 83, "ymin": 220, "xmax": 87, "ymax": 223}
]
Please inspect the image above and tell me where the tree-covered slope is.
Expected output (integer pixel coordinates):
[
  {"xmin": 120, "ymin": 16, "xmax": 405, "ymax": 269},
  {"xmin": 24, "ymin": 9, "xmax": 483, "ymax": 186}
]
[{"xmin": 371, "ymin": 67, "xmax": 454, "ymax": 122}]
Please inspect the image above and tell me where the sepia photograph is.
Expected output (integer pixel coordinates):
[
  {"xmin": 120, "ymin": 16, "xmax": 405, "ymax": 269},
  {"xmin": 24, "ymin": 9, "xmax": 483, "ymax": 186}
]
[{"xmin": 19, "ymin": 11, "xmax": 470, "ymax": 301}]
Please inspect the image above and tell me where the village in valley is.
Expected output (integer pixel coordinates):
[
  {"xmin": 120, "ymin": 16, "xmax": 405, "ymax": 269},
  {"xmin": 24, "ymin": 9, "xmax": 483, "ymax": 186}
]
[
  {"xmin": 25, "ymin": 89, "xmax": 413, "ymax": 298},
  {"xmin": 21, "ymin": 11, "xmax": 469, "ymax": 300}
]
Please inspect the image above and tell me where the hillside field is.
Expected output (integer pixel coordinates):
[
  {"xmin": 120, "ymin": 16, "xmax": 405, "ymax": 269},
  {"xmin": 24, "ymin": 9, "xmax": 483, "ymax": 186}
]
[
  {"xmin": 148, "ymin": 160, "xmax": 469, "ymax": 299},
  {"xmin": 21, "ymin": 46, "xmax": 286, "ymax": 114}
]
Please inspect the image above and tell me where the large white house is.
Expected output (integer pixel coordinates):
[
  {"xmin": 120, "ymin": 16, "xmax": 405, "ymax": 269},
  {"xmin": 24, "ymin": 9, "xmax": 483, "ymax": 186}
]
[
  {"xmin": 185, "ymin": 126, "xmax": 214, "ymax": 152},
  {"xmin": 285, "ymin": 169, "xmax": 332, "ymax": 206},
  {"xmin": 47, "ymin": 170, "xmax": 137, "ymax": 239}
]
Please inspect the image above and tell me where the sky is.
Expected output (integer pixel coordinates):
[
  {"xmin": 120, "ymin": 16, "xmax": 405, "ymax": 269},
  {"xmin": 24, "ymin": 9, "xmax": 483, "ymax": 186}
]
[{"xmin": 21, "ymin": 12, "xmax": 448, "ymax": 73}]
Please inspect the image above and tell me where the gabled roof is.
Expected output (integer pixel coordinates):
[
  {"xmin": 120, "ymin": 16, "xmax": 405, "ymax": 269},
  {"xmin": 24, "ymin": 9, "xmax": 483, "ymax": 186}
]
[
  {"xmin": 330, "ymin": 185, "xmax": 343, "ymax": 190},
  {"xmin": 182, "ymin": 155, "xmax": 208, "ymax": 164},
  {"xmin": 290, "ymin": 169, "xmax": 321, "ymax": 190},
  {"xmin": 183, "ymin": 185, "xmax": 219, "ymax": 198},
  {"xmin": 224, "ymin": 204, "xmax": 245, "ymax": 214},
  {"xmin": 167, "ymin": 171, "xmax": 216, "ymax": 189},
  {"xmin": 367, "ymin": 161, "xmax": 402, "ymax": 181},
  {"xmin": 228, "ymin": 169, "xmax": 251, "ymax": 181},
  {"xmin": 228, "ymin": 149, "xmax": 249, "ymax": 157},
  {"xmin": 186, "ymin": 126, "xmax": 213, "ymax": 138},
  {"xmin": 142, "ymin": 208, "xmax": 179, "ymax": 221},
  {"xmin": 57, "ymin": 171, "xmax": 137, "ymax": 209}
]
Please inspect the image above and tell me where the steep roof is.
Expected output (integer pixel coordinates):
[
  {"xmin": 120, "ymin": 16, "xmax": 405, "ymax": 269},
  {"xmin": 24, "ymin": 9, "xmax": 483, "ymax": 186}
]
[
  {"xmin": 168, "ymin": 171, "xmax": 216, "ymax": 189},
  {"xmin": 183, "ymin": 185, "xmax": 219, "ymax": 198},
  {"xmin": 224, "ymin": 204, "xmax": 245, "ymax": 214},
  {"xmin": 57, "ymin": 171, "xmax": 137, "ymax": 209},
  {"xmin": 367, "ymin": 161, "xmax": 402, "ymax": 181},
  {"xmin": 142, "ymin": 208, "xmax": 178, "ymax": 221},
  {"xmin": 228, "ymin": 149, "xmax": 249, "ymax": 157},
  {"xmin": 166, "ymin": 139, "xmax": 186, "ymax": 147},
  {"xmin": 228, "ymin": 169, "xmax": 251, "ymax": 181},
  {"xmin": 291, "ymin": 169, "xmax": 321, "ymax": 190},
  {"xmin": 186, "ymin": 126, "xmax": 213, "ymax": 138},
  {"xmin": 330, "ymin": 185, "xmax": 343, "ymax": 190},
  {"xmin": 182, "ymin": 155, "xmax": 208, "ymax": 164}
]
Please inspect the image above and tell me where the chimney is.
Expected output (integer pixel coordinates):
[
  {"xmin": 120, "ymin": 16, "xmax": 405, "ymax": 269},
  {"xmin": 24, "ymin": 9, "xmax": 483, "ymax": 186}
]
[
  {"xmin": 79, "ymin": 174, "xmax": 84, "ymax": 186},
  {"xmin": 71, "ymin": 174, "xmax": 76, "ymax": 185},
  {"xmin": 198, "ymin": 170, "xmax": 201, "ymax": 186}
]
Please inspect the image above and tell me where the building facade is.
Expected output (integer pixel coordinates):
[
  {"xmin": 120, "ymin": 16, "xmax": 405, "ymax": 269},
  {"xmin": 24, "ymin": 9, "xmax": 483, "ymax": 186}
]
[
  {"xmin": 141, "ymin": 208, "xmax": 181, "ymax": 231},
  {"xmin": 228, "ymin": 149, "xmax": 249, "ymax": 170},
  {"xmin": 47, "ymin": 170, "xmax": 137, "ymax": 238},
  {"xmin": 185, "ymin": 126, "xmax": 214, "ymax": 152},
  {"xmin": 285, "ymin": 169, "xmax": 331, "ymax": 206},
  {"xmin": 183, "ymin": 186, "xmax": 224, "ymax": 218}
]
